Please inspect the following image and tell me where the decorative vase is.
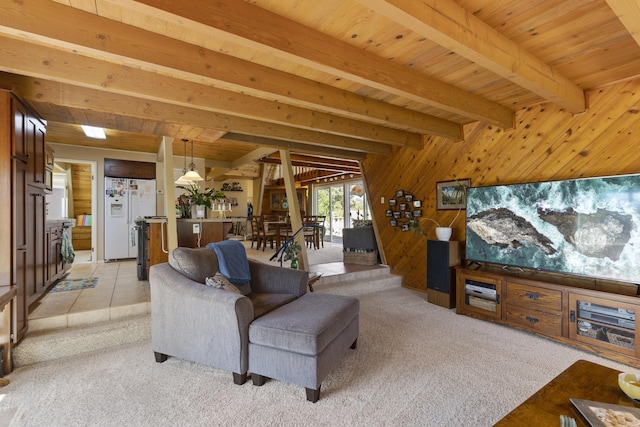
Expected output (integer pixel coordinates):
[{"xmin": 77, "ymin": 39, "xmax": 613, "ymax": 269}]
[
  {"xmin": 290, "ymin": 259, "xmax": 298, "ymax": 269},
  {"xmin": 192, "ymin": 204, "xmax": 206, "ymax": 219},
  {"xmin": 435, "ymin": 227, "xmax": 452, "ymax": 241}
]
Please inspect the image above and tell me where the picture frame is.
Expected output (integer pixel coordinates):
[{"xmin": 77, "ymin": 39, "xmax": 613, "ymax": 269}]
[
  {"xmin": 413, "ymin": 200, "xmax": 422, "ymax": 208},
  {"xmin": 385, "ymin": 209, "xmax": 392, "ymax": 217},
  {"xmin": 404, "ymin": 211, "xmax": 412, "ymax": 219},
  {"xmin": 389, "ymin": 199, "xmax": 397, "ymax": 207},
  {"xmin": 399, "ymin": 203, "xmax": 407, "ymax": 211},
  {"xmin": 436, "ymin": 179, "xmax": 470, "ymax": 210},
  {"xmin": 405, "ymin": 194, "xmax": 413, "ymax": 202},
  {"xmin": 393, "ymin": 211, "xmax": 401, "ymax": 219},
  {"xmin": 395, "ymin": 189, "xmax": 404, "ymax": 198},
  {"xmin": 413, "ymin": 209, "xmax": 422, "ymax": 217},
  {"xmin": 401, "ymin": 224, "xmax": 409, "ymax": 232},
  {"xmin": 390, "ymin": 219, "xmax": 397, "ymax": 227}
]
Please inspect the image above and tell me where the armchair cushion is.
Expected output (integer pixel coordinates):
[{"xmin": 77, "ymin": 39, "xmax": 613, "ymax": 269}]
[
  {"xmin": 249, "ymin": 293, "xmax": 297, "ymax": 318},
  {"xmin": 169, "ymin": 247, "xmax": 219, "ymax": 283}
]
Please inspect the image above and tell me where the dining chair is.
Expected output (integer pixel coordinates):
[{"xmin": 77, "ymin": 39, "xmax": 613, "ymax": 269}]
[
  {"xmin": 257, "ymin": 215, "xmax": 276, "ymax": 251},
  {"xmin": 302, "ymin": 215, "xmax": 319, "ymax": 249},
  {"xmin": 250, "ymin": 216, "xmax": 260, "ymax": 249},
  {"xmin": 315, "ymin": 215, "xmax": 326, "ymax": 248}
]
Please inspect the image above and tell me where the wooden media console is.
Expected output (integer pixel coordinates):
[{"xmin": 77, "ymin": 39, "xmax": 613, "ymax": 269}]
[{"xmin": 456, "ymin": 266, "xmax": 640, "ymax": 366}]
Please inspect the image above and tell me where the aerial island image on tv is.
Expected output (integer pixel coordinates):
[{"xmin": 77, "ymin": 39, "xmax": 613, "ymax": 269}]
[{"xmin": 465, "ymin": 174, "xmax": 640, "ymax": 283}]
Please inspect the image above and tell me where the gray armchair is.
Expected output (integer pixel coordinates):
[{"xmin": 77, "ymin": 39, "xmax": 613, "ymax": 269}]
[{"xmin": 150, "ymin": 246, "xmax": 308, "ymax": 385}]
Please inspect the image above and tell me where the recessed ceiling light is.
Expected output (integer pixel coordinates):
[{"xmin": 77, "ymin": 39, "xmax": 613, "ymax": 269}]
[{"xmin": 81, "ymin": 125, "xmax": 106, "ymax": 139}]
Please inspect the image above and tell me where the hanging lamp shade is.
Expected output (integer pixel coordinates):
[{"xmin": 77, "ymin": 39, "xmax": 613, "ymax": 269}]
[
  {"xmin": 183, "ymin": 169, "xmax": 203, "ymax": 181},
  {"xmin": 175, "ymin": 138, "xmax": 198, "ymax": 184},
  {"xmin": 184, "ymin": 139, "xmax": 204, "ymax": 181},
  {"xmin": 174, "ymin": 175, "xmax": 193, "ymax": 185}
]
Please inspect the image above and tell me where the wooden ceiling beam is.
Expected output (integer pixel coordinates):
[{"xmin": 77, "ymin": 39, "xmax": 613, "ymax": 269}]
[
  {"xmin": 265, "ymin": 154, "xmax": 360, "ymax": 171},
  {"xmin": 131, "ymin": 0, "xmax": 515, "ymax": 128},
  {"xmin": 0, "ymin": 0, "xmax": 461, "ymax": 140},
  {"xmin": 606, "ymin": 0, "xmax": 640, "ymax": 49},
  {"xmin": 222, "ymin": 133, "xmax": 368, "ymax": 161},
  {"xmin": 2, "ymin": 74, "xmax": 392, "ymax": 156},
  {"xmin": 0, "ymin": 35, "xmax": 422, "ymax": 148},
  {"xmin": 267, "ymin": 153, "xmax": 361, "ymax": 171},
  {"xmin": 258, "ymin": 157, "xmax": 360, "ymax": 174},
  {"xmin": 359, "ymin": 0, "xmax": 585, "ymax": 114}
]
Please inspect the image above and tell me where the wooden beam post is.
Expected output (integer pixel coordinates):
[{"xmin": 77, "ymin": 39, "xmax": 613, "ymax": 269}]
[{"xmin": 280, "ymin": 149, "xmax": 308, "ymax": 271}]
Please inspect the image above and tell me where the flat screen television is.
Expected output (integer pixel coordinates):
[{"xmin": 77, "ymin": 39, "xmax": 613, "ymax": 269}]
[{"xmin": 465, "ymin": 174, "xmax": 640, "ymax": 284}]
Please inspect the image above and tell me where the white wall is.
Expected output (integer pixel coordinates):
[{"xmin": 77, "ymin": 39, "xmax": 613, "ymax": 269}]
[{"xmin": 49, "ymin": 144, "xmax": 161, "ymax": 262}]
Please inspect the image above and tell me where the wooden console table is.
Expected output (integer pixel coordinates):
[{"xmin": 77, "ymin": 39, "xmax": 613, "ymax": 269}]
[{"xmin": 495, "ymin": 359, "xmax": 631, "ymax": 426}]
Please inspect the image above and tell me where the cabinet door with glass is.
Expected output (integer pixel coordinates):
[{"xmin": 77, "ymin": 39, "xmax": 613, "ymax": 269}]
[
  {"xmin": 569, "ymin": 293, "xmax": 639, "ymax": 358},
  {"xmin": 456, "ymin": 270, "xmax": 503, "ymax": 320}
]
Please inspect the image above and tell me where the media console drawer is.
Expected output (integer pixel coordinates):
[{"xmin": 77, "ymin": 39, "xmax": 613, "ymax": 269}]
[
  {"xmin": 506, "ymin": 282, "xmax": 562, "ymax": 313},
  {"xmin": 505, "ymin": 304, "xmax": 562, "ymax": 337}
]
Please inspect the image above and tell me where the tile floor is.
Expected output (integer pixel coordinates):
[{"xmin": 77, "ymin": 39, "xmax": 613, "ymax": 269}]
[
  {"xmin": 28, "ymin": 251, "xmax": 150, "ymax": 332},
  {"xmin": 27, "ymin": 241, "xmax": 364, "ymax": 333}
]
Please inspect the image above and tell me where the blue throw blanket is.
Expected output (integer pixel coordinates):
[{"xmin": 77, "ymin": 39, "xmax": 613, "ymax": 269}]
[{"xmin": 206, "ymin": 241, "xmax": 251, "ymax": 285}]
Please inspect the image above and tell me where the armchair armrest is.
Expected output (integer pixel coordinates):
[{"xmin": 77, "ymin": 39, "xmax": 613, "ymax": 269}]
[{"xmin": 248, "ymin": 260, "xmax": 308, "ymax": 297}]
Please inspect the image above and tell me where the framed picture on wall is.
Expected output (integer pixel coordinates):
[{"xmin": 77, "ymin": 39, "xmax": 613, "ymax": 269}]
[
  {"xmin": 436, "ymin": 179, "xmax": 470, "ymax": 210},
  {"xmin": 385, "ymin": 209, "xmax": 393, "ymax": 217},
  {"xmin": 390, "ymin": 219, "xmax": 397, "ymax": 227}
]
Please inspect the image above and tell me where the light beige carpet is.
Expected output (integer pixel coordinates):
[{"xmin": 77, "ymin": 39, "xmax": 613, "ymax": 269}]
[{"xmin": 0, "ymin": 287, "xmax": 633, "ymax": 426}]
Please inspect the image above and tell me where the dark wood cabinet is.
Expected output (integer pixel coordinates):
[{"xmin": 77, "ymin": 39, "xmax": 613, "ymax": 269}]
[
  {"xmin": 44, "ymin": 145, "xmax": 54, "ymax": 193},
  {"xmin": 3, "ymin": 90, "xmax": 49, "ymax": 345},
  {"xmin": 11, "ymin": 159, "xmax": 28, "ymax": 343},
  {"xmin": 46, "ymin": 224, "xmax": 63, "ymax": 286},
  {"xmin": 104, "ymin": 158, "xmax": 156, "ymax": 179},
  {"xmin": 11, "ymin": 97, "xmax": 28, "ymax": 162},
  {"xmin": 263, "ymin": 186, "xmax": 307, "ymax": 216},
  {"xmin": 26, "ymin": 188, "xmax": 46, "ymax": 305},
  {"xmin": 27, "ymin": 116, "xmax": 46, "ymax": 188}
]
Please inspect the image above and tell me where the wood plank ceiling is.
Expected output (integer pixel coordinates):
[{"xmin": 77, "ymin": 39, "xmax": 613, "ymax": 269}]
[{"xmin": 0, "ymin": 0, "xmax": 639, "ymax": 181}]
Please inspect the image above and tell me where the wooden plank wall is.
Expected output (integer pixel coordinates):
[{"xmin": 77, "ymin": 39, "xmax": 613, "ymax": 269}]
[
  {"xmin": 71, "ymin": 163, "xmax": 92, "ymax": 250},
  {"xmin": 362, "ymin": 78, "xmax": 640, "ymax": 292}
]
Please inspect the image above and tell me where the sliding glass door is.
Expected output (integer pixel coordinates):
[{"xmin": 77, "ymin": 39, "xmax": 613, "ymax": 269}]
[{"xmin": 315, "ymin": 180, "xmax": 371, "ymax": 243}]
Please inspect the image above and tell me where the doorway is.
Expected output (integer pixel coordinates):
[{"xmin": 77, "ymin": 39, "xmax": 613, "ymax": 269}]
[
  {"xmin": 47, "ymin": 160, "xmax": 97, "ymax": 263},
  {"xmin": 315, "ymin": 180, "xmax": 372, "ymax": 243}
]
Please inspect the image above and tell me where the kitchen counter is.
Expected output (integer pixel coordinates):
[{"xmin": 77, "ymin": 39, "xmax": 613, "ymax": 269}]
[
  {"xmin": 177, "ymin": 218, "xmax": 232, "ymax": 223},
  {"xmin": 46, "ymin": 218, "xmax": 76, "ymax": 227},
  {"xmin": 177, "ymin": 219, "xmax": 233, "ymax": 247}
]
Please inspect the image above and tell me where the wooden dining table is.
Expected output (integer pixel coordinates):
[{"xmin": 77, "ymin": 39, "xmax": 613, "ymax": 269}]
[{"xmin": 264, "ymin": 221, "xmax": 290, "ymax": 248}]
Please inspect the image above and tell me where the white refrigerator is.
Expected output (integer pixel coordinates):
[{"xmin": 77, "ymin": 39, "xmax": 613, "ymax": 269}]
[{"xmin": 104, "ymin": 177, "xmax": 156, "ymax": 260}]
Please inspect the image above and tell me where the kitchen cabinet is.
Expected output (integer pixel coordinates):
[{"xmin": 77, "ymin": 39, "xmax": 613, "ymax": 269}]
[{"xmin": 3, "ymin": 90, "xmax": 49, "ymax": 345}]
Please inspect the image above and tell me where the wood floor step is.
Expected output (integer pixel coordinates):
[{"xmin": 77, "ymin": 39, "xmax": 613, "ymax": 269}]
[
  {"xmin": 313, "ymin": 272, "xmax": 402, "ymax": 296},
  {"xmin": 314, "ymin": 264, "xmax": 391, "ymax": 285}
]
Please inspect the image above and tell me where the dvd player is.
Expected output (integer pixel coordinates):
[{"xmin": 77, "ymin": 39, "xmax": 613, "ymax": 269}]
[
  {"xmin": 578, "ymin": 301, "xmax": 635, "ymax": 321},
  {"xmin": 465, "ymin": 280, "xmax": 496, "ymax": 298}
]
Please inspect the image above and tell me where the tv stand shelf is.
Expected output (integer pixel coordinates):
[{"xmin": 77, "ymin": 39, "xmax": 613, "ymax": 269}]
[{"xmin": 456, "ymin": 266, "xmax": 640, "ymax": 366}]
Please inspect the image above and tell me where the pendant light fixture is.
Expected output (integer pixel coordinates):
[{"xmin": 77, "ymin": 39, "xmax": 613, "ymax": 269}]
[
  {"xmin": 183, "ymin": 139, "xmax": 204, "ymax": 182},
  {"xmin": 175, "ymin": 139, "xmax": 194, "ymax": 185}
]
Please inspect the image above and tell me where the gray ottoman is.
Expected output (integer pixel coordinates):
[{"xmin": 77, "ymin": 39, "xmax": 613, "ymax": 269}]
[{"xmin": 248, "ymin": 292, "xmax": 359, "ymax": 402}]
